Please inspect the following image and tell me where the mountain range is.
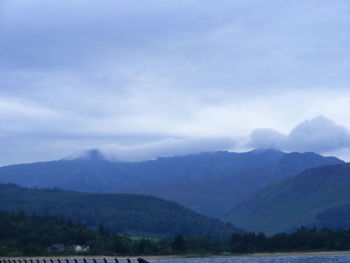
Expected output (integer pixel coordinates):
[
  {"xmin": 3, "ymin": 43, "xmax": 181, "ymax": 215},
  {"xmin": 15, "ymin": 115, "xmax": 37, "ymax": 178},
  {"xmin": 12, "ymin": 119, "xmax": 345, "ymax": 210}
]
[
  {"xmin": 123, "ymin": 151, "xmax": 344, "ymax": 218},
  {"xmin": 0, "ymin": 149, "xmax": 343, "ymax": 219}
]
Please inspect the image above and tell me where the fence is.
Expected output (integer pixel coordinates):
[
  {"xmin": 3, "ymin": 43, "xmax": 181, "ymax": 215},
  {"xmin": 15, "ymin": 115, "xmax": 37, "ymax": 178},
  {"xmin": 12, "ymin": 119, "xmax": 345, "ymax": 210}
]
[{"xmin": 0, "ymin": 258, "xmax": 149, "ymax": 263}]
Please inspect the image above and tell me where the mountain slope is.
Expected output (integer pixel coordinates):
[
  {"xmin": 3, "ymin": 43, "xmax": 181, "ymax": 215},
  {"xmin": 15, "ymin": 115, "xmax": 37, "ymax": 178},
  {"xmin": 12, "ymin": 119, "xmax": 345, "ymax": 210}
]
[
  {"xmin": 123, "ymin": 152, "xmax": 343, "ymax": 218},
  {"xmin": 312, "ymin": 202, "xmax": 350, "ymax": 229},
  {"xmin": 0, "ymin": 184, "xmax": 240, "ymax": 238},
  {"xmin": 226, "ymin": 163, "xmax": 350, "ymax": 235}
]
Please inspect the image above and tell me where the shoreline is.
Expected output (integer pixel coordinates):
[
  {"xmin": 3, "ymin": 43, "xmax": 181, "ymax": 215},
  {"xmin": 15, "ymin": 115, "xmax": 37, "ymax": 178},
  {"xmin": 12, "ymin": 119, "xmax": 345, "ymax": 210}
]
[{"xmin": 3, "ymin": 251, "xmax": 350, "ymax": 260}]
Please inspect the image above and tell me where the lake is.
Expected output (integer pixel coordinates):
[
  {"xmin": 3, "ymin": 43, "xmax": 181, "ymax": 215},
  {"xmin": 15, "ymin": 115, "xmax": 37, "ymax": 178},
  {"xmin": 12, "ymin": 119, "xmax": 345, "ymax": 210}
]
[
  {"xmin": 150, "ymin": 255, "xmax": 350, "ymax": 263},
  {"xmin": 4, "ymin": 255, "xmax": 350, "ymax": 263}
]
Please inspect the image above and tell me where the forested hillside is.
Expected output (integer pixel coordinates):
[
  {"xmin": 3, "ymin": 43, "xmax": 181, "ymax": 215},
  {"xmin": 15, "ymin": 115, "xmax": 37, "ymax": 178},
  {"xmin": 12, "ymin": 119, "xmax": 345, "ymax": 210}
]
[
  {"xmin": 0, "ymin": 184, "xmax": 240, "ymax": 239},
  {"xmin": 0, "ymin": 210, "xmax": 135, "ymax": 256}
]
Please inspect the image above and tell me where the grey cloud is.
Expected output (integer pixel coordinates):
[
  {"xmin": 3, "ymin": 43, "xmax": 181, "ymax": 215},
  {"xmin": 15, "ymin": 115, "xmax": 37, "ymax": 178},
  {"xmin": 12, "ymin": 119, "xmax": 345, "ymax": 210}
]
[
  {"xmin": 0, "ymin": 0, "xmax": 231, "ymax": 70},
  {"xmin": 0, "ymin": 1, "xmax": 349, "ymax": 165},
  {"xmin": 250, "ymin": 129, "xmax": 287, "ymax": 150},
  {"xmin": 250, "ymin": 116, "xmax": 350, "ymax": 153},
  {"xmin": 1, "ymin": 0, "xmax": 349, "ymax": 91},
  {"xmin": 100, "ymin": 137, "xmax": 236, "ymax": 162}
]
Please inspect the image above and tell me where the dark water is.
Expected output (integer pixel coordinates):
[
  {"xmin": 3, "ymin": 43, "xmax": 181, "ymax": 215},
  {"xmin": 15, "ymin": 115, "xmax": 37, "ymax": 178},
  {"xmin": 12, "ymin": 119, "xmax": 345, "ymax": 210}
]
[
  {"xmin": 5, "ymin": 255, "xmax": 350, "ymax": 263},
  {"xmin": 150, "ymin": 255, "xmax": 350, "ymax": 263}
]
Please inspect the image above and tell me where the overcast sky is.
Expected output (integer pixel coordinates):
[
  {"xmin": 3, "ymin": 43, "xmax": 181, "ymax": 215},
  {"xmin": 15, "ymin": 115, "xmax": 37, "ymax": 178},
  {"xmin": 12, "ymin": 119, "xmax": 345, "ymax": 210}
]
[{"xmin": 0, "ymin": 0, "xmax": 349, "ymax": 165}]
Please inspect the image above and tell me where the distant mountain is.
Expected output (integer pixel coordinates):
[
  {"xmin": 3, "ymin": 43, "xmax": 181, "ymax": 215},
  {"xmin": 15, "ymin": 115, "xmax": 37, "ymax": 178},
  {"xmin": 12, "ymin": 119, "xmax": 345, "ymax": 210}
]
[
  {"xmin": 123, "ymin": 151, "xmax": 344, "ymax": 218},
  {"xmin": 0, "ymin": 184, "xmax": 240, "ymax": 239},
  {"xmin": 0, "ymin": 149, "xmax": 343, "ymax": 219},
  {"xmin": 226, "ymin": 163, "xmax": 350, "ymax": 235},
  {"xmin": 0, "ymin": 149, "xmax": 285, "ymax": 192}
]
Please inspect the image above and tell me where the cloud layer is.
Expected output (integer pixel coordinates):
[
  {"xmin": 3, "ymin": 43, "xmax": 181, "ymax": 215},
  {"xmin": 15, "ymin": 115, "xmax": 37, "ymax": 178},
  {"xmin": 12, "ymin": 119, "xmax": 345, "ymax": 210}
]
[
  {"xmin": 250, "ymin": 116, "xmax": 350, "ymax": 153},
  {"xmin": 0, "ymin": 1, "xmax": 349, "ymax": 164},
  {"xmin": 100, "ymin": 137, "xmax": 236, "ymax": 162}
]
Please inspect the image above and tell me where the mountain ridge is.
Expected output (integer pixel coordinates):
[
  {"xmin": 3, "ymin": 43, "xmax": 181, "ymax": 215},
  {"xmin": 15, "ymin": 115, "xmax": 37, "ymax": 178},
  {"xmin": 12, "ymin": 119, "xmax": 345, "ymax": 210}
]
[{"xmin": 0, "ymin": 149, "xmax": 343, "ymax": 219}]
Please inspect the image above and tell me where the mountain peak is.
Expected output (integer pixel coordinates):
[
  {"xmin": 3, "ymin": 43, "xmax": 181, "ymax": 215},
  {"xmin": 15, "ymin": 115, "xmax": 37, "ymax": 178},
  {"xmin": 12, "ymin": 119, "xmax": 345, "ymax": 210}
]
[
  {"xmin": 77, "ymin": 149, "xmax": 108, "ymax": 161},
  {"xmin": 252, "ymin": 148, "xmax": 284, "ymax": 154}
]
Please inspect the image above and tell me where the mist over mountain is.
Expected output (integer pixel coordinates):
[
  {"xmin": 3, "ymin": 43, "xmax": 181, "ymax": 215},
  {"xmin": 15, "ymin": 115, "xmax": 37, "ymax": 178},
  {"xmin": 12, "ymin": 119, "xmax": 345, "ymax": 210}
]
[{"xmin": 250, "ymin": 116, "xmax": 350, "ymax": 154}]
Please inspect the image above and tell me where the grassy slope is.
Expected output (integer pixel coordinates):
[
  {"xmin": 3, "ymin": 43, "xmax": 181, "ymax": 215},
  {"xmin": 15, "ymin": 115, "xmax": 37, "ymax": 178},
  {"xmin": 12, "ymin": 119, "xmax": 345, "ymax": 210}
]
[{"xmin": 227, "ymin": 163, "xmax": 350, "ymax": 235}]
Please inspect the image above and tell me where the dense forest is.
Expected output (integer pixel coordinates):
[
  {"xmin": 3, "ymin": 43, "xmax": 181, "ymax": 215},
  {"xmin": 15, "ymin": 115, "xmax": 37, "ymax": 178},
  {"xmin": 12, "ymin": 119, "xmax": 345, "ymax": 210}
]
[
  {"xmin": 230, "ymin": 227, "xmax": 350, "ymax": 252},
  {"xmin": 0, "ymin": 210, "xmax": 133, "ymax": 256},
  {"xmin": 0, "ymin": 184, "xmax": 239, "ymax": 239},
  {"xmin": 1, "ymin": 210, "xmax": 350, "ymax": 257}
]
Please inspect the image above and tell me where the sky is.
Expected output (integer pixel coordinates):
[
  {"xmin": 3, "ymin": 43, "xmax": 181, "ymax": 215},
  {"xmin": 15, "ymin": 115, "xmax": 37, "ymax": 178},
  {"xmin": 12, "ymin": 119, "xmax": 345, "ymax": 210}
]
[{"xmin": 0, "ymin": 0, "xmax": 349, "ymax": 165}]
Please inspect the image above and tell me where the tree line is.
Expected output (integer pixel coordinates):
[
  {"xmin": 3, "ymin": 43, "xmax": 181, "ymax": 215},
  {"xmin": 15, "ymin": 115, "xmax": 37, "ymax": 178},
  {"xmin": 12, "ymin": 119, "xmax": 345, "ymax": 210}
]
[
  {"xmin": 230, "ymin": 227, "xmax": 350, "ymax": 253},
  {"xmin": 1, "ymin": 210, "xmax": 350, "ymax": 257}
]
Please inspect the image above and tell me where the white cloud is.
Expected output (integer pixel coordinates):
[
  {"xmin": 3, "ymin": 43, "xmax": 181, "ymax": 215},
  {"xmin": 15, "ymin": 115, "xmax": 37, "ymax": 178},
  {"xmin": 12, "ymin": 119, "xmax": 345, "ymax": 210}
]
[
  {"xmin": 250, "ymin": 129, "xmax": 287, "ymax": 150},
  {"xmin": 286, "ymin": 116, "xmax": 350, "ymax": 152},
  {"xmin": 250, "ymin": 116, "xmax": 350, "ymax": 153}
]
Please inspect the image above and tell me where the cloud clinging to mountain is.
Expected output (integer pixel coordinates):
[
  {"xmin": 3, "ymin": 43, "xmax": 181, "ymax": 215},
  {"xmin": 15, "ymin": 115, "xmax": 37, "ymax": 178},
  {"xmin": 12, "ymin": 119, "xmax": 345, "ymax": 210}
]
[
  {"xmin": 101, "ymin": 137, "xmax": 236, "ymax": 162},
  {"xmin": 250, "ymin": 116, "xmax": 350, "ymax": 153}
]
